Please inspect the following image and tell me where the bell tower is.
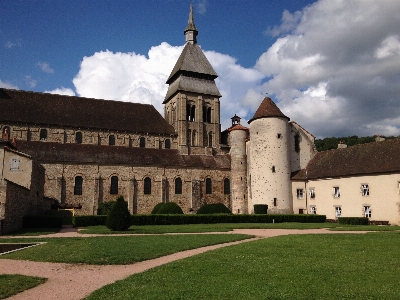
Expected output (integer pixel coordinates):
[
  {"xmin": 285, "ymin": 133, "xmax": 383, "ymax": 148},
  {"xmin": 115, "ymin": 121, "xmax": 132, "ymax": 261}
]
[{"xmin": 163, "ymin": 4, "xmax": 221, "ymax": 155}]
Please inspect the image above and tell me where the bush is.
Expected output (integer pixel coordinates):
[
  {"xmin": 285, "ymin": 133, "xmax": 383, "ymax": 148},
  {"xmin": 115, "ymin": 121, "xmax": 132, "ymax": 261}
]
[
  {"xmin": 97, "ymin": 201, "xmax": 115, "ymax": 215},
  {"xmin": 254, "ymin": 204, "xmax": 268, "ymax": 214},
  {"xmin": 151, "ymin": 202, "xmax": 183, "ymax": 214},
  {"xmin": 197, "ymin": 203, "xmax": 231, "ymax": 214},
  {"xmin": 73, "ymin": 215, "xmax": 107, "ymax": 227},
  {"xmin": 106, "ymin": 196, "xmax": 132, "ymax": 231},
  {"xmin": 23, "ymin": 215, "xmax": 63, "ymax": 228},
  {"xmin": 338, "ymin": 217, "xmax": 369, "ymax": 225},
  {"xmin": 151, "ymin": 202, "xmax": 165, "ymax": 214}
]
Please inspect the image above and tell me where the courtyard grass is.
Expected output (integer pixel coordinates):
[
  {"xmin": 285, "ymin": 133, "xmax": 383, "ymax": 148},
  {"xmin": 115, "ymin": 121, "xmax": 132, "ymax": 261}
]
[
  {"xmin": 0, "ymin": 234, "xmax": 251, "ymax": 265},
  {"xmin": 86, "ymin": 232, "xmax": 400, "ymax": 300},
  {"xmin": 78, "ymin": 222, "xmax": 399, "ymax": 234},
  {"xmin": 4, "ymin": 227, "xmax": 61, "ymax": 236},
  {"xmin": 0, "ymin": 274, "xmax": 47, "ymax": 299}
]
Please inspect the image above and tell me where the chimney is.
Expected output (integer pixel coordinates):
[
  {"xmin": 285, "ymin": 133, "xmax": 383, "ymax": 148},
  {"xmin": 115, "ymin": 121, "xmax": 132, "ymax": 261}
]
[
  {"xmin": 338, "ymin": 141, "xmax": 347, "ymax": 149},
  {"xmin": 375, "ymin": 134, "xmax": 385, "ymax": 142},
  {"xmin": 2, "ymin": 128, "xmax": 9, "ymax": 141}
]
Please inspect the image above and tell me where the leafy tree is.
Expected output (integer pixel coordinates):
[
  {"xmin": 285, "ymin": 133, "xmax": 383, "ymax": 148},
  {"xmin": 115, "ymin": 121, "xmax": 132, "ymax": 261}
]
[{"xmin": 106, "ymin": 196, "xmax": 131, "ymax": 231}]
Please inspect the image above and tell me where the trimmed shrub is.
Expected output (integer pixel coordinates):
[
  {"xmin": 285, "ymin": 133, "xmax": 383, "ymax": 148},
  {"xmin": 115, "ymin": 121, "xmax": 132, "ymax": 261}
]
[
  {"xmin": 338, "ymin": 217, "xmax": 369, "ymax": 225},
  {"xmin": 106, "ymin": 196, "xmax": 131, "ymax": 231},
  {"xmin": 197, "ymin": 203, "xmax": 231, "ymax": 214},
  {"xmin": 97, "ymin": 201, "xmax": 115, "ymax": 215},
  {"xmin": 151, "ymin": 202, "xmax": 165, "ymax": 214},
  {"xmin": 72, "ymin": 215, "xmax": 107, "ymax": 227},
  {"xmin": 23, "ymin": 215, "xmax": 63, "ymax": 228},
  {"xmin": 254, "ymin": 204, "xmax": 268, "ymax": 214},
  {"xmin": 152, "ymin": 202, "xmax": 183, "ymax": 214}
]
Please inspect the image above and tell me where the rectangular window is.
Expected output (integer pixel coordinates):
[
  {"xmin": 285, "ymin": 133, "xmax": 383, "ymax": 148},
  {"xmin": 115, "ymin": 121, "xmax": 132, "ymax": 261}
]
[
  {"xmin": 10, "ymin": 158, "xmax": 20, "ymax": 171},
  {"xmin": 309, "ymin": 188, "xmax": 315, "ymax": 199},
  {"xmin": 361, "ymin": 184, "xmax": 369, "ymax": 196},
  {"xmin": 364, "ymin": 206, "xmax": 371, "ymax": 218},
  {"xmin": 333, "ymin": 187, "xmax": 340, "ymax": 198},
  {"xmin": 310, "ymin": 206, "xmax": 316, "ymax": 214},
  {"xmin": 296, "ymin": 189, "xmax": 304, "ymax": 199},
  {"xmin": 273, "ymin": 198, "xmax": 277, "ymax": 207},
  {"xmin": 335, "ymin": 207, "xmax": 342, "ymax": 218}
]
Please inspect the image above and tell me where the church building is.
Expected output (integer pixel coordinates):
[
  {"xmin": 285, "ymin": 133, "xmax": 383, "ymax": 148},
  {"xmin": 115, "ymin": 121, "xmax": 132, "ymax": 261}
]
[{"xmin": 1, "ymin": 5, "xmax": 399, "ymax": 233}]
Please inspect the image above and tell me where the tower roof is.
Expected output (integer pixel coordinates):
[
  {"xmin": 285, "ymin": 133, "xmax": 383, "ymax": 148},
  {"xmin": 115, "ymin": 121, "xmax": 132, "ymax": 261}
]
[
  {"xmin": 248, "ymin": 96, "xmax": 289, "ymax": 124},
  {"xmin": 164, "ymin": 5, "xmax": 220, "ymax": 103}
]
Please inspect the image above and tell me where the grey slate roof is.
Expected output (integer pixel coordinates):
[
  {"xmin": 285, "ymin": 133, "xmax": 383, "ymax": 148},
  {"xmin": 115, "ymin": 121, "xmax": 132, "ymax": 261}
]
[
  {"xmin": 166, "ymin": 43, "xmax": 218, "ymax": 84},
  {"xmin": 164, "ymin": 76, "xmax": 222, "ymax": 102},
  {"xmin": 0, "ymin": 88, "xmax": 176, "ymax": 135}
]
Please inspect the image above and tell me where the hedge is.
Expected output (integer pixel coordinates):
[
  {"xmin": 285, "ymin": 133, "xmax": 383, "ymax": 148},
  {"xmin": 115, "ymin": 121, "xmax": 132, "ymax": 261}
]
[
  {"xmin": 97, "ymin": 201, "xmax": 115, "ymax": 215},
  {"xmin": 23, "ymin": 215, "xmax": 63, "ymax": 228},
  {"xmin": 152, "ymin": 202, "xmax": 183, "ymax": 214},
  {"xmin": 72, "ymin": 214, "xmax": 325, "ymax": 227},
  {"xmin": 197, "ymin": 203, "xmax": 231, "ymax": 214},
  {"xmin": 338, "ymin": 217, "xmax": 369, "ymax": 225}
]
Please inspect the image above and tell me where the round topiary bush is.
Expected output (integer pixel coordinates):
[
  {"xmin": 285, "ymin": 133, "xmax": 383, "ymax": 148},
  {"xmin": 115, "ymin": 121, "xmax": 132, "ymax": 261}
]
[
  {"xmin": 152, "ymin": 202, "xmax": 183, "ymax": 214},
  {"xmin": 106, "ymin": 196, "xmax": 131, "ymax": 231},
  {"xmin": 151, "ymin": 202, "xmax": 165, "ymax": 214},
  {"xmin": 197, "ymin": 203, "xmax": 231, "ymax": 214}
]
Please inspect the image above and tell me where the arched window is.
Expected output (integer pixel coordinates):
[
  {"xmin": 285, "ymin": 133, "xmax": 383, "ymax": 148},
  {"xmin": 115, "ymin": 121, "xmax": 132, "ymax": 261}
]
[
  {"xmin": 203, "ymin": 106, "xmax": 207, "ymax": 122},
  {"xmin": 190, "ymin": 105, "xmax": 195, "ymax": 122},
  {"xmin": 2, "ymin": 126, "xmax": 10, "ymax": 140},
  {"xmin": 207, "ymin": 107, "xmax": 211, "ymax": 123},
  {"xmin": 165, "ymin": 139, "xmax": 171, "ymax": 149},
  {"xmin": 109, "ymin": 135, "xmax": 115, "ymax": 146},
  {"xmin": 175, "ymin": 177, "xmax": 182, "ymax": 194},
  {"xmin": 139, "ymin": 137, "xmax": 146, "ymax": 148},
  {"xmin": 224, "ymin": 178, "xmax": 230, "ymax": 194},
  {"xmin": 186, "ymin": 104, "xmax": 191, "ymax": 121},
  {"xmin": 144, "ymin": 177, "xmax": 151, "ymax": 194},
  {"xmin": 110, "ymin": 176, "xmax": 118, "ymax": 194},
  {"xmin": 208, "ymin": 132, "xmax": 213, "ymax": 147},
  {"xmin": 40, "ymin": 129, "xmax": 47, "ymax": 140},
  {"xmin": 74, "ymin": 176, "xmax": 83, "ymax": 195},
  {"xmin": 76, "ymin": 132, "xmax": 82, "ymax": 144},
  {"xmin": 206, "ymin": 178, "xmax": 212, "ymax": 194}
]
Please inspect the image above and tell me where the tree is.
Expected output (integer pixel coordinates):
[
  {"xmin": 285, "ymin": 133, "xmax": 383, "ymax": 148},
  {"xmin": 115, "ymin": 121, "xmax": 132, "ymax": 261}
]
[{"xmin": 106, "ymin": 196, "xmax": 131, "ymax": 231}]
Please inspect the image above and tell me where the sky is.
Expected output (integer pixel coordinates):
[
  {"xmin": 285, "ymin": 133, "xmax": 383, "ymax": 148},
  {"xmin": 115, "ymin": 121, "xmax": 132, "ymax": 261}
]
[{"xmin": 1, "ymin": 0, "xmax": 400, "ymax": 139}]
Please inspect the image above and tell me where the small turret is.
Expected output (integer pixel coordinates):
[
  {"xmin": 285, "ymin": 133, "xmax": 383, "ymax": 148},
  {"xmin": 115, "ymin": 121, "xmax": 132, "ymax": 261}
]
[{"xmin": 184, "ymin": 3, "xmax": 198, "ymax": 44}]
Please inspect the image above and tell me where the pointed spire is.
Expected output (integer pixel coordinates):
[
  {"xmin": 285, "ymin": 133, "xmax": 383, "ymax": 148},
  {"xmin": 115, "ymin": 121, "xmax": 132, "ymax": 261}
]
[{"xmin": 184, "ymin": 3, "xmax": 198, "ymax": 44}]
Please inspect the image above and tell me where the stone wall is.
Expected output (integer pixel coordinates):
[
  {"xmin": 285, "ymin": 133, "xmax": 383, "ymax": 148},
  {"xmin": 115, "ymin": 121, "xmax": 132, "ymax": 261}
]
[{"xmin": 42, "ymin": 162, "xmax": 231, "ymax": 215}]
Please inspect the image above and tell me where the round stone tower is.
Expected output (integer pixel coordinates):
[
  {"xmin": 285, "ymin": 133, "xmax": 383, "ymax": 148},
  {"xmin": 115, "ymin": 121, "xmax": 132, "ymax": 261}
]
[
  {"xmin": 229, "ymin": 115, "xmax": 249, "ymax": 214},
  {"xmin": 247, "ymin": 96, "xmax": 292, "ymax": 214}
]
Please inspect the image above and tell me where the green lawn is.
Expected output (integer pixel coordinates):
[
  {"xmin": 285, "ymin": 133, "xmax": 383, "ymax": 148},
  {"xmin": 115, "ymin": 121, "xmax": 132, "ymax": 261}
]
[
  {"xmin": 0, "ymin": 234, "xmax": 251, "ymax": 265},
  {"xmin": 4, "ymin": 227, "xmax": 61, "ymax": 236},
  {"xmin": 78, "ymin": 223, "xmax": 400, "ymax": 234},
  {"xmin": 86, "ymin": 232, "xmax": 400, "ymax": 300},
  {"xmin": 0, "ymin": 274, "xmax": 46, "ymax": 299}
]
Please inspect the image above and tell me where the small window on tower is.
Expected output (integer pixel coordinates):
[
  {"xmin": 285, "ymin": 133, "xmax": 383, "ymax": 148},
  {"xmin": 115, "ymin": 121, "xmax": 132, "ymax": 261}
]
[
  {"xmin": 40, "ymin": 129, "xmax": 47, "ymax": 140},
  {"xmin": 272, "ymin": 166, "xmax": 276, "ymax": 173},
  {"xmin": 277, "ymin": 133, "xmax": 281, "ymax": 138}
]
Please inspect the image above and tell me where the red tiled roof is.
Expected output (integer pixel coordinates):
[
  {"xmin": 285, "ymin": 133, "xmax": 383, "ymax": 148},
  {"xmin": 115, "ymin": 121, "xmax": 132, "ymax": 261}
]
[
  {"xmin": 248, "ymin": 96, "xmax": 289, "ymax": 124},
  {"xmin": 228, "ymin": 124, "xmax": 249, "ymax": 132},
  {"xmin": 0, "ymin": 88, "xmax": 176, "ymax": 135},
  {"xmin": 15, "ymin": 140, "xmax": 231, "ymax": 169},
  {"xmin": 291, "ymin": 138, "xmax": 400, "ymax": 180}
]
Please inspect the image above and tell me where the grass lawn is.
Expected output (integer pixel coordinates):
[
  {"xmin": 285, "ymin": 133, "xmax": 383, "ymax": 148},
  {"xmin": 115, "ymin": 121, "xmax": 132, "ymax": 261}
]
[
  {"xmin": 86, "ymin": 232, "xmax": 400, "ymax": 300},
  {"xmin": 0, "ymin": 274, "xmax": 46, "ymax": 299},
  {"xmin": 0, "ymin": 234, "xmax": 250, "ymax": 265},
  {"xmin": 78, "ymin": 222, "xmax": 400, "ymax": 234}
]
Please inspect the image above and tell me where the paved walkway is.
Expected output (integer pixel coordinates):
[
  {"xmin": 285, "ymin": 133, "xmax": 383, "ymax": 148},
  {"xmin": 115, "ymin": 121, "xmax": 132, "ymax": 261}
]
[{"xmin": 1, "ymin": 227, "xmax": 368, "ymax": 300}]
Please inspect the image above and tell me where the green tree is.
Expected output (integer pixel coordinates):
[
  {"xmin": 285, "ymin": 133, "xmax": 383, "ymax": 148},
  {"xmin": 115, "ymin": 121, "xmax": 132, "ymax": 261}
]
[{"xmin": 106, "ymin": 196, "xmax": 131, "ymax": 231}]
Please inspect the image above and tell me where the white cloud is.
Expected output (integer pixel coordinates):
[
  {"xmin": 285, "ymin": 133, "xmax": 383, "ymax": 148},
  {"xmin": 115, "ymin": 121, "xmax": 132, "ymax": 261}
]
[
  {"xmin": 256, "ymin": 0, "xmax": 400, "ymax": 138},
  {"xmin": 45, "ymin": 87, "xmax": 75, "ymax": 96},
  {"xmin": 25, "ymin": 76, "xmax": 37, "ymax": 88},
  {"xmin": 5, "ymin": 40, "xmax": 21, "ymax": 49},
  {"xmin": 37, "ymin": 62, "xmax": 54, "ymax": 74},
  {"xmin": 0, "ymin": 80, "xmax": 18, "ymax": 89},
  {"xmin": 196, "ymin": 0, "xmax": 207, "ymax": 15}
]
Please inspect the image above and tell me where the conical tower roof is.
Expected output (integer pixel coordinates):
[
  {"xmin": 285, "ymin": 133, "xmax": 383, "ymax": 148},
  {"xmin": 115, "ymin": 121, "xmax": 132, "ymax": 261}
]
[{"xmin": 248, "ymin": 96, "xmax": 289, "ymax": 124}]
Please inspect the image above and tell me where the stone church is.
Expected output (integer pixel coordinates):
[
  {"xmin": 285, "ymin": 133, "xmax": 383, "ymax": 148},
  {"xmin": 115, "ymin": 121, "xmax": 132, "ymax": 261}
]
[{"xmin": 1, "ymin": 5, "xmax": 400, "ymax": 233}]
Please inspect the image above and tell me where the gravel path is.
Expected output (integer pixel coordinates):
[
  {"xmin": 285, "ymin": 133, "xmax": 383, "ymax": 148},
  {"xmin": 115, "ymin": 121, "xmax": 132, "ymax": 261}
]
[{"xmin": 1, "ymin": 227, "xmax": 367, "ymax": 300}]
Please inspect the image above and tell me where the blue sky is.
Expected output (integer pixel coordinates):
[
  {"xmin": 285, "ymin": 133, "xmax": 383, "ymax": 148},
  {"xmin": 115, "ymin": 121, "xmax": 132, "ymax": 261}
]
[{"xmin": 1, "ymin": 0, "xmax": 400, "ymax": 138}]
